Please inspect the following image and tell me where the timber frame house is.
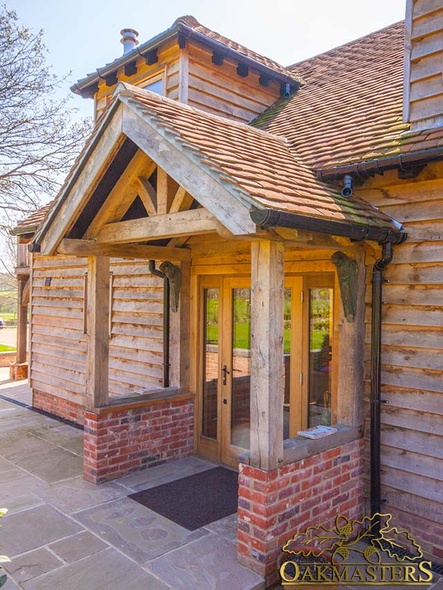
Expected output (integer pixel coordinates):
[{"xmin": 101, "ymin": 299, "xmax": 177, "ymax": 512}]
[{"xmin": 12, "ymin": 2, "xmax": 443, "ymax": 585}]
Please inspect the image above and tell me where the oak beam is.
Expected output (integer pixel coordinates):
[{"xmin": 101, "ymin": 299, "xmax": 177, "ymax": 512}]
[
  {"xmin": 134, "ymin": 176, "xmax": 157, "ymax": 216},
  {"xmin": 58, "ymin": 238, "xmax": 191, "ymax": 261},
  {"xmin": 250, "ymin": 240, "xmax": 285, "ymax": 470},
  {"xmin": 95, "ymin": 209, "xmax": 221, "ymax": 245},
  {"xmin": 169, "ymin": 186, "xmax": 194, "ymax": 213},
  {"xmin": 86, "ymin": 256, "xmax": 110, "ymax": 409}
]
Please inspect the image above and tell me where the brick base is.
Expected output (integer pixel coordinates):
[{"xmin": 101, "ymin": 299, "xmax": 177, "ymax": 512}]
[
  {"xmin": 9, "ymin": 362, "xmax": 28, "ymax": 380},
  {"xmin": 237, "ymin": 438, "xmax": 365, "ymax": 586},
  {"xmin": 32, "ymin": 390, "xmax": 84, "ymax": 425},
  {"xmin": 83, "ymin": 395, "xmax": 194, "ymax": 483}
]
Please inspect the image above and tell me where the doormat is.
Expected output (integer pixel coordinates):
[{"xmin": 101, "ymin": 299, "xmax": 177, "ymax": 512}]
[{"xmin": 128, "ymin": 466, "xmax": 238, "ymax": 530}]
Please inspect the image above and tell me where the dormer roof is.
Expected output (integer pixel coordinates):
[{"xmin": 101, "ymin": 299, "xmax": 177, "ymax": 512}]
[{"xmin": 71, "ymin": 15, "xmax": 300, "ymax": 99}]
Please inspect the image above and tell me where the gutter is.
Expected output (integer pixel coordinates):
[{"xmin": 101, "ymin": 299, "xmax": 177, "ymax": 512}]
[
  {"xmin": 71, "ymin": 23, "xmax": 299, "ymax": 97},
  {"xmin": 317, "ymin": 145, "xmax": 443, "ymax": 180},
  {"xmin": 250, "ymin": 208, "xmax": 406, "ymax": 245}
]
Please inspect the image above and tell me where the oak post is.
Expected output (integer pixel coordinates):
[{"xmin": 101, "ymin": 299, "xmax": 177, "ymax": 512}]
[
  {"xmin": 86, "ymin": 256, "xmax": 110, "ymax": 409},
  {"xmin": 16, "ymin": 276, "xmax": 28, "ymax": 364},
  {"xmin": 250, "ymin": 240, "xmax": 285, "ymax": 470}
]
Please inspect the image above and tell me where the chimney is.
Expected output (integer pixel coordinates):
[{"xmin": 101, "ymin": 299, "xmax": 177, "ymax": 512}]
[
  {"xmin": 404, "ymin": 0, "xmax": 443, "ymax": 130},
  {"xmin": 120, "ymin": 28, "xmax": 139, "ymax": 54}
]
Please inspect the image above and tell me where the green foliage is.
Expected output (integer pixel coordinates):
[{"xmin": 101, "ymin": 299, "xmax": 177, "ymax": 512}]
[{"xmin": 0, "ymin": 508, "xmax": 10, "ymax": 588}]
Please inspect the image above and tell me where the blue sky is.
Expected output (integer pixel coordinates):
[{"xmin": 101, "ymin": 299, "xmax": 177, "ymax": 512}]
[{"xmin": 10, "ymin": 0, "xmax": 406, "ymax": 120}]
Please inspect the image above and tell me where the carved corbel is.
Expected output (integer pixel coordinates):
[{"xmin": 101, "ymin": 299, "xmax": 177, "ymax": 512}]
[
  {"xmin": 331, "ymin": 251, "xmax": 358, "ymax": 322},
  {"xmin": 159, "ymin": 261, "xmax": 181, "ymax": 312}
]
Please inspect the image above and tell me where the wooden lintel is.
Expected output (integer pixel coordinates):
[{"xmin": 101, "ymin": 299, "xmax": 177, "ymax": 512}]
[
  {"xmin": 95, "ymin": 208, "xmax": 221, "ymax": 245},
  {"xmin": 57, "ymin": 238, "xmax": 191, "ymax": 261}
]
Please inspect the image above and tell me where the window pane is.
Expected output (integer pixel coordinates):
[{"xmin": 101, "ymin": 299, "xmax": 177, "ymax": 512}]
[
  {"xmin": 143, "ymin": 79, "xmax": 163, "ymax": 95},
  {"xmin": 283, "ymin": 288, "xmax": 292, "ymax": 440},
  {"xmin": 308, "ymin": 287, "xmax": 333, "ymax": 427},
  {"xmin": 231, "ymin": 288, "xmax": 251, "ymax": 449},
  {"xmin": 202, "ymin": 288, "xmax": 219, "ymax": 439}
]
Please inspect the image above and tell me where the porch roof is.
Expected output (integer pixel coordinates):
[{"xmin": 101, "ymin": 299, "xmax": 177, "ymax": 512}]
[{"xmin": 33, "ymin": 82, "xmax": 402, "ymax": 253}]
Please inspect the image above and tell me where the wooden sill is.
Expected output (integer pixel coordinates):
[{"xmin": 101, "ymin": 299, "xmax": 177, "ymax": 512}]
[
  {"xmin": 238, "ymin": 424, "xmax": 362, "ymax": 468},
  {"xmin": 93, "ymin": 389, "xmax": 195, "ymax": 414}
]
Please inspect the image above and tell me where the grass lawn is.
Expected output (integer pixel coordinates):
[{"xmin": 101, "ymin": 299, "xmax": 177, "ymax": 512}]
[{"xmin": 0, "ymin": 344, "xmax": 16, "ymax": 352}]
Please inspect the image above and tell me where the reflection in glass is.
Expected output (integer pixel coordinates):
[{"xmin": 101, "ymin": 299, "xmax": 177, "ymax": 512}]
[
  {"xmin": 202, "ymin": 288, "xmax": 219, "ymax": 439},
  {"xmin": 283, "ymin": 288, "xmax": 292, "ymax": 440},
  {"xmin": 308, "ymin": 288, "xmax": 333, "ymax": 427},
  {"xmin": 231, "ymin": 288, "xmax": 251, "ymax": 449}
]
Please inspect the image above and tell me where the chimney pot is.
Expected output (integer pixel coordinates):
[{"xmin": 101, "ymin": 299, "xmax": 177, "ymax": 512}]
[{"xmin": 120, "ymin": 28, "xmax": 139, "ymax": 54}]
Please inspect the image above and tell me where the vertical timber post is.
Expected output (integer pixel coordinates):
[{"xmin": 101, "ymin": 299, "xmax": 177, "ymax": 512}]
[
  {"xmin": 86, "ymin": 256, "xmax": 110, "ymax": 409},
  {"xmin": 250, "ymin": 240, "xmax": 284, "ymax": 470}
]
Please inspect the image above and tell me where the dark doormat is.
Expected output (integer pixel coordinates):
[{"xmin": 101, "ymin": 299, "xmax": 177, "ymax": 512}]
[{"xmin": 128, "ymin": 466, "xmax": 238, "ymax": 530}]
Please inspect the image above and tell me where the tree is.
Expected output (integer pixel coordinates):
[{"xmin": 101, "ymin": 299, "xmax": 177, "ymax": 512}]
[{"xmin": 0, "ymin": 5, "xmax": 92, "ymax": 223}]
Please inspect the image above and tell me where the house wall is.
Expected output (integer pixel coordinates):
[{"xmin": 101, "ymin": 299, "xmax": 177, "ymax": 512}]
[
  {"xmin": 405, "ymin": 0, "xmax": 443, "ymax": 129},
  {"xmin": 360, "ymin": 162, "xmax": 443, "ymax": 563}
]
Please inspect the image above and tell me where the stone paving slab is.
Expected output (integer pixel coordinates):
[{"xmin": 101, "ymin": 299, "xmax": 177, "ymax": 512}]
[
  {"xmin": 74, "ymin": 496, "xmax": 210, "ymax": 564},
  {"xmin": 147, "ymin": 532, "xmax": 265, "ymax": 590},
  {"xmin": 28, "ymin": 425, "xmax": 84, "ymax": 456},
  {"xmin": 2, "ymin": 504, "xmax": 83, "ymax": 557},
  {"xmin": 117, "ymin": 455, "xmax": 217, "ymax": 492},
  {"xmin": 204, "ymin": 513, "xmax": 238, "ymax": 544},
  {"xmin": 49, "ymin": 531, "xmax": 107, "ymax": 563},
  {"xmin": 36, "ymin": 476, "xmax": 128, "ymax": 514},
  {"xmin": 3, "ymin": 547, "xmax": 63, "ymax": 585},
  {"xmin": 11, "ymin": 446, "xmax": 83, "ymax": 484},
  {"xmin": 20, "ymin": 547, "xmax": 170, "ymax": 590}
]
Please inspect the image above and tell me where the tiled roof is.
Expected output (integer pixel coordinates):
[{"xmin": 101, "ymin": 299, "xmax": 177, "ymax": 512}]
[
  {"xmin": 173, "ymin": 16, "xmax": 298, "ymax": 83},
  {"xmin": 117, "ymin": 83, "xmax": 397, "ymax": 231},
  {"xmin": 252, "ymin": 22, "xmax": 411, "ymax": 172},
  {"xmin": 13, "ymin": 201, "xmax": 55, "ymax": 235}
]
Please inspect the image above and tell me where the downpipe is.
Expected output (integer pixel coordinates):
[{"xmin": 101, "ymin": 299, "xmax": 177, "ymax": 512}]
[
  {"xmin": 149, "ymin": 260, "xmax": 170, "ymax": 388},
  {"xmin": 370, "ymin": 241, "xmax": 393, "ymax": 525}
]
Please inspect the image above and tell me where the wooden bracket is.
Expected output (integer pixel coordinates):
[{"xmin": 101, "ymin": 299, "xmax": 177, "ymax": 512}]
[{"xmin": 331, "ymin": 251, "xmax": 358, "ymax": 322}]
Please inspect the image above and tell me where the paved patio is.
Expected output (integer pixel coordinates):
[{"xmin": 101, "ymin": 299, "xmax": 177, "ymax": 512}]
[
  {"xmin": 0, "ymin": 369, "xmax": 264, "ymax": 590},
  {"xmin": 0, "ymin": 369, "xmax": 441, "ymax": 590}
]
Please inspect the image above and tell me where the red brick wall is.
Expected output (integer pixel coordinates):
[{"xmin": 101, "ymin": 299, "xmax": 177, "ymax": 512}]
[
  {"xmin": 237, "ymin": 439, "xmax": 365, "ymax": 585},
  {"xmin": 83, "ymin": 396, "xmax": 194, "ymax": 484},
  {"xmin": 33, "ymin": 390, "xmax": 84, "ymax": 425}
]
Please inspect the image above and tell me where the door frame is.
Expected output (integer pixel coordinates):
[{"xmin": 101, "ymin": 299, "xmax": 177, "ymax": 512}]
[{"xmin": 195, "ymin": 274, "xmax": 251, "ymax": 467}]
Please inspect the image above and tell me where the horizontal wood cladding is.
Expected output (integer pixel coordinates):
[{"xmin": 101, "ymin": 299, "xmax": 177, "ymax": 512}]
[
  {"xmin": 30, "ymin": 255, "xmax": 165, "ymax": 404},
  {"xmin": 407, "ymin": 3, "xmax": 443, "ymax": 129},
  {"xmin": 361, "ymin": 165, "xmax": 443, "ymax": 555},
  {"xmin": 108, "ymin": 259, "xmax": 164, "ymax": 398},
  {"xmin": 31, "ymin": 256, "xmax": 88, "ymax": 400},
  {"xmin": 186, "ymin": 43, "xmax": 281, "ymax": 123}
]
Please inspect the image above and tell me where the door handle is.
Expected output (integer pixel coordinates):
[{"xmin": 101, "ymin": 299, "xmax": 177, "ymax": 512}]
[{"xmin": 222, "ymin": 364, "xmax": 230, "ymax": 385}]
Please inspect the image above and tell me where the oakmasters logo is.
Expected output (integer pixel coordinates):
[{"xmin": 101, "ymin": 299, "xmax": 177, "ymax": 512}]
[{"xmin": 280, "ymin": 514, "xmax": 433, "ymax": 586}]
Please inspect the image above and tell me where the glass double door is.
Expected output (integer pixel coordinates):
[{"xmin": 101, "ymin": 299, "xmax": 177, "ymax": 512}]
[{"xmin": 198, "ymin": 277, "xmax": 251, "ymax": 467}]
